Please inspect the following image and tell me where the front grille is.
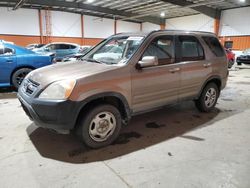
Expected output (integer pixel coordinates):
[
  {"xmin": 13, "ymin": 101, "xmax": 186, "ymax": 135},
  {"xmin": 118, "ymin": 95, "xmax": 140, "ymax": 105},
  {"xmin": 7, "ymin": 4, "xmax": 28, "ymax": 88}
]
[{"xmin": 22, "ymin": 79, "xmax": 39, "ymax": 96}]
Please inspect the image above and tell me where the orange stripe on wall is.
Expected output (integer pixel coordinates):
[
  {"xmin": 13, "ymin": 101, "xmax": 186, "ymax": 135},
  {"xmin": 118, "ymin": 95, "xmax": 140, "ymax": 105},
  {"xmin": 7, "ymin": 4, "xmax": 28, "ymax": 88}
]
[
  {"xmin": 219, "ymin": 36, "xmax": 250, "ymax": 50},
  {"xmin": 0, "ymin": 34, "xmax": 104, "ymax": 47}
]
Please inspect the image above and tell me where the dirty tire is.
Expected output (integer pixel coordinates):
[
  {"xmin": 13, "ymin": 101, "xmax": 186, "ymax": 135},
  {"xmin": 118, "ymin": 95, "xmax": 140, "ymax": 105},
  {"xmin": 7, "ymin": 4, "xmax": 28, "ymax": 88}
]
[
  {"xmin": 12, "ymin": 68, "xmax": 32, "ymax": 89},
  {"xmin": 228, "ymin": 59, "xmax": 234, "ymax": 69},
  {"xmin": 76, "ymin": 104, "xmax": 122, "ymax": 149},
  {"xmin": 195, "ymin": 83, "xmax": 219, "ymax": 112}
]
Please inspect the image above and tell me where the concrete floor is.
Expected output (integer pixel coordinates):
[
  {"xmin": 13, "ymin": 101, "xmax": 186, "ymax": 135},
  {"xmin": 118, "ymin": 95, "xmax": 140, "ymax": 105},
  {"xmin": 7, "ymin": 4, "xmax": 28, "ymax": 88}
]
[{"xmin": 0, "ymin": 66, "xmax": 250, "ymax": 188}]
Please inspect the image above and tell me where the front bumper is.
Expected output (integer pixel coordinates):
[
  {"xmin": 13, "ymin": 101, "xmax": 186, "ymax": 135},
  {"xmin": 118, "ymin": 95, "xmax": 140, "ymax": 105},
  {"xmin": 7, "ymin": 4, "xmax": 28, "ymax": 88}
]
[
  {"xmin": 18, "ymin": 89, "xmax": 80, "ymax": 131},
  {"xmin": 236, "ymin": 58, "xmax": 250, "ymax": 64}
]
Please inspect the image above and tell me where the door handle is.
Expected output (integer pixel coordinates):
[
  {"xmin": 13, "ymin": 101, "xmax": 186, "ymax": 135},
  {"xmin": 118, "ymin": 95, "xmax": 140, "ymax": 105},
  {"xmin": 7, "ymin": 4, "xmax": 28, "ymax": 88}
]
[
  {"xmin": 169, "ymin": 67, "xmax": 180, "ymax": 73},
  {"xmin": 203, "ymin": 63, "xmax": 211, "ymax": 68},
  {"xmin": 6, "ymin": 59, "xmax": 13, "ymax": 63}
]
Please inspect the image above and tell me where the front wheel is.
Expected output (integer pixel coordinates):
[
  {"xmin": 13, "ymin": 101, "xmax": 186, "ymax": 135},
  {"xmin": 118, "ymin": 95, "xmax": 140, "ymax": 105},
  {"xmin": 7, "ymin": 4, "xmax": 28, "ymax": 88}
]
[
  {"xmin": 195, "ymin": 83, "xmax": 219, "ymax": 112},
  {"xmin": 12, "ymin": 68, "xmax": 33, "ymax": 89},
  {"xmin": 76, "ymin": 104, "xmax": 122, "ymax": 148}
]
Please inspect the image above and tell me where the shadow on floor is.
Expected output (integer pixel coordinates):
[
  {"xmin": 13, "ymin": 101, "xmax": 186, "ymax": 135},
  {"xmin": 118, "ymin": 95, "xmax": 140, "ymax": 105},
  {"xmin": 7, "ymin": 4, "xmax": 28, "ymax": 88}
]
[
  {"xmin": 0, "ymin": 87, "xmax": 16, "ymax": 99},
  {"xmin": 27, "ymin": 101, "xmax": 238, "ymax": 164}
]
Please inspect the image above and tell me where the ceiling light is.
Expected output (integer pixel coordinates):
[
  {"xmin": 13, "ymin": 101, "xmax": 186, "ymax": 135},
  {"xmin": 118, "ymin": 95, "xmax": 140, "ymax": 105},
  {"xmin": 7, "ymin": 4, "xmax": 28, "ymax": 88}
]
[
  {"xmin": 239, "ymin": 0, "xmax": 245, "ymax": 2},
  {"xmin": 87, "ymin": 0, "xmax": 95, "ymax": 3},
  {"xmin": 160, "ymin": 12, "xmax": 166, "ymax": 17}
]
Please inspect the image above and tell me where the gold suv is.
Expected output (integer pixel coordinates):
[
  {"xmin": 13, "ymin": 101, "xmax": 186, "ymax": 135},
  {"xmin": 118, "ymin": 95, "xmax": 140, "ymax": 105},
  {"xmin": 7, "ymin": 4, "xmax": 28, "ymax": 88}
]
[{"xmin": 18, "ymin": 30, "xmax": 228, "ymax": 148}]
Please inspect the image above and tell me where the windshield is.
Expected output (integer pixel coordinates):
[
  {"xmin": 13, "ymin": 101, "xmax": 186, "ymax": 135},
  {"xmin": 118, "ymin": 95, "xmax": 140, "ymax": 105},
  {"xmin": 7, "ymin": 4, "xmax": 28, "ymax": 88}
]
[
  {"xmin": 83, "ymin": 36, "xmax": 144, "ymax": 65},
  {"xmin": 243, "ymin": 48, "xmax": 250, "ymax": 54}
]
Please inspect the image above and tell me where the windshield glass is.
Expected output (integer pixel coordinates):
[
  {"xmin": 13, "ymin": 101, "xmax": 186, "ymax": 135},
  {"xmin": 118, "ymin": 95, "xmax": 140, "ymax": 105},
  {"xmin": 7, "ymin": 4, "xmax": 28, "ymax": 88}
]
[
  {"xmin": 83, "ymin": 36, "xmax": 144, "ymax": 65},
  {"xmin": 243, "ymin": 48, "xmax": 250, "ymax": 54}
]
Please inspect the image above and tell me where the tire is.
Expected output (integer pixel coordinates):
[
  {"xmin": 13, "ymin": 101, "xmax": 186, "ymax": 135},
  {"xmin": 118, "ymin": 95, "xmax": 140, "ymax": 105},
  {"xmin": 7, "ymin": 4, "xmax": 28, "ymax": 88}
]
[
  {"xmin": 76, "ymin": 104, "xmax": 122, "ymax": 149},
  {"xmin": 195, "ymin": 83, "xmax": 219, "ymax": 112},
  {"xmin": 228, "ymin": 59, "xmax": 234, "ymax": 69},
  {"xmin": 12, "ymin": 68, "xmax": 33, "ymax": 89},
  {"xmin": 237, "ymin": 62, "xmax": 242, "ymax": 66}
]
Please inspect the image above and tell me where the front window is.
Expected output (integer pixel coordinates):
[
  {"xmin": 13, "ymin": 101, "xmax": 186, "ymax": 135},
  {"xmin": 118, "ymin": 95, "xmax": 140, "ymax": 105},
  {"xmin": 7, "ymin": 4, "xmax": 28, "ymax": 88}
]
[{"xmin": 83, "ymin": 36, "xmax": 144, "ymax": 65}]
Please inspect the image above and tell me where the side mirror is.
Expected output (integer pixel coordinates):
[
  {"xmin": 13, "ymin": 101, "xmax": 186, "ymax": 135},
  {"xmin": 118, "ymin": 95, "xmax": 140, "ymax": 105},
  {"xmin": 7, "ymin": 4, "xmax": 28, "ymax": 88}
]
[
  {"xmin": 137, "ymin": 56, "xmax": 158, "ymax": 69},
  {"xmin": 45, "ymin": 47, "xmax": 50, "ymax": 52}
]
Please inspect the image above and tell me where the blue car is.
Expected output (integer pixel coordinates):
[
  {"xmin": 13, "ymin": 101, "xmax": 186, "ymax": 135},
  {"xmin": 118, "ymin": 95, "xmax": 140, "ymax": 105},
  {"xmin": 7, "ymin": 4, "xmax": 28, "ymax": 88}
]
[
  {"xmin": 0, "ymin": 41, "xmax": 54, "ymax": 89},
  {"xmin": 33, "ymin": 42, "xmax": 80, "ymax": 61}
]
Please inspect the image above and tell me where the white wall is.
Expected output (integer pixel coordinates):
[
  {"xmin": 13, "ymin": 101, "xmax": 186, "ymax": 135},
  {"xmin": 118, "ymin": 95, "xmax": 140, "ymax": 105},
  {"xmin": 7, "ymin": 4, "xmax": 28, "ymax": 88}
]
[
  {"xmin": 219, "ymin": 7, "xmax": 250, "ymax": 36},
  {"xmin": 84, "ymin": 16, "xmax": 114, "ymax": 38},
  {"xmin": 117, "ymin": 21, "xmax": 141, "ymax": 33},
  {"xmin": 0, "ymin": 7, "xmax": 39, "ymax": 35},
  {"xmin": 142, "ymin": 22, "xmax": 160, "ymax": 32},
  {"xmin": 166, "ymin": 14, "xmax": 214, "ymax": 33},
  {"xmin": 50, "ymin": 11, "xmax": 81, "ymax": 37}
]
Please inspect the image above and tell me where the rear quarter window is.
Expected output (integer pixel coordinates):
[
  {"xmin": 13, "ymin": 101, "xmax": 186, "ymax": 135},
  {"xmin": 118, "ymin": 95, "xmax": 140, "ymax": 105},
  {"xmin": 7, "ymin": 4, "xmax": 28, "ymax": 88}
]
[{"xmin": 202, "ymin": 36, "xmax": 225, "ymax": 57}]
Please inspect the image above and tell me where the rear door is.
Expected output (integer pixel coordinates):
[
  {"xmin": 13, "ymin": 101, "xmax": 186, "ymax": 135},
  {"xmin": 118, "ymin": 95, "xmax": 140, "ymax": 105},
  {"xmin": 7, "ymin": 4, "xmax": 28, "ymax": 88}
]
[
  {"xmin": 0, "ymin": 47, "xmax": 17, "ymax": 85},
  {"xmin": 131, "ymin": 35, "xmax": 180, "ymax": 113},
  {"xmin": 175, "ymin": 35, "xmax": 211, "ymax": 100}
]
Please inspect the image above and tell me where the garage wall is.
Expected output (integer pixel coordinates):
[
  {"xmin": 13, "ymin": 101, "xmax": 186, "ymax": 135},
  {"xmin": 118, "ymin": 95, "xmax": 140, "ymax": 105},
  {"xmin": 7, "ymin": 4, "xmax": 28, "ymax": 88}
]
[
  {"xmin": 117, "ymin": 21, "xmax": 141, "ymax": 33},
  {"xmin": 84, "ymin": 15, "xmax": 114, "ymax": 38},
  {"xmin": 50, "ymin": 11, "xmax": 81, "ymax": 37},
  {"xmin": 165, "ymin": 14, "xmax": 214, "ymax": 33},
  {"xmin": 142, "ymin": 22, "xmax": 161, "ymax": 32},
  {"xmin": 219, "ymin": 7, "xmax": 250, "ymax": 36},
  {"xmin": 219, "ymin": 7, "xmax": 250, "ymax": 50},
  {"xmin": 0, "ymin": 7, "xmax": 40, "ymax": 36}
]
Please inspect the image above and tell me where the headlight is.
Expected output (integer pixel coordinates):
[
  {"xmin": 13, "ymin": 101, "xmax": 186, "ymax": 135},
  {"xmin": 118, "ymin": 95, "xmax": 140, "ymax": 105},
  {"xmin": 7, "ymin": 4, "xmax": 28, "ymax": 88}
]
[{"xmin": 39, "ymin": 80, "xmax": 76, "ymax": 100}]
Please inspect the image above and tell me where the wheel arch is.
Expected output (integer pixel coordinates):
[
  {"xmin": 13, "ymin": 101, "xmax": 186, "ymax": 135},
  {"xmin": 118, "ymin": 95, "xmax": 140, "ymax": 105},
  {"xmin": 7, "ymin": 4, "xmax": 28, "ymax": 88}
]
[
  {"xmin": 10, "ymin": 66, "xmax": 35, "ymax": 85},
  {"xmin": 75, "ymin": 92, "xmax": 132, "ymax": 129},
  {"xmin": 196, "ymin": 76, "xmax": 222, "ymax": 99}
]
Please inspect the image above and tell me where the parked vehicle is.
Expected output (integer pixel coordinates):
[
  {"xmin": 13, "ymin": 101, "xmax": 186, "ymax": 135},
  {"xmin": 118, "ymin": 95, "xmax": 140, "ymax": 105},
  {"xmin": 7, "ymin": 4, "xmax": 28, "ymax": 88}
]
[
  {"xmin": 26, "ymin": 43, "xmax": 45, "ymax": 50},
  {"xmin": 225, "ymin": 48, "xmax": 235, "ymax": 68},
  {"xmin": 33, "ymin": 42, "xmax": 80, "ymax": 61},
  {"xmin": 80, "ymin": 45, "xmax": 92, "ymax": 54},
  {"xmin": 62, "ymin": 46, "xmax": 92, "ymax": 62},
  {"xmin": 18, "ymin": 30, "xmax": 228, "ymax": 148},
  {"xmin": 0, "ymin": 41, "xmax": 54, "ymax": 89},
  {"xmin": 236, "ymin": 48, "xmax": 250, "ymax": 65}
]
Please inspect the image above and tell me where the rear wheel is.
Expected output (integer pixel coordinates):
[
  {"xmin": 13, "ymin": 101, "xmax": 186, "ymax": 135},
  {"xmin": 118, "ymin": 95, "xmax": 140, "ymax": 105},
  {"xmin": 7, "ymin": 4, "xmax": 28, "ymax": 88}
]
[
  {"xmin": 12, "ymin": 68, "xmax": 32, "ymax": 89},
  {"xmin": 195, "ymin": 83, "xmax": 219, "ymax": 112},
  {"xmin": 76, "ymin": 104, "xmax": 122, "ymax": 148},
  {"xmin": 228, "ymin": 59, "xmax": 234, "ymax": 68}
]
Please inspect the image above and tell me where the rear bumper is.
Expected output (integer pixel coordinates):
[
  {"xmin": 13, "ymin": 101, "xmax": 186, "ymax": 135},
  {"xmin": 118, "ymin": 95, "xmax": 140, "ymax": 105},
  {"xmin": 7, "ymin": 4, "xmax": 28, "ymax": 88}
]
[{"xmin": 18, "ymin": 91, "xmax": 80, "ymax": 131}]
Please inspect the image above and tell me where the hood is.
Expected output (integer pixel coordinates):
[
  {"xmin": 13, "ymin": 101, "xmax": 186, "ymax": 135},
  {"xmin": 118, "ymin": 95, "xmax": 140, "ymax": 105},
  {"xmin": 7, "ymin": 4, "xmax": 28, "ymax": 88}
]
[{"xmin": 28, "ymin": 61, "xmax": 118, "ymax": 87}]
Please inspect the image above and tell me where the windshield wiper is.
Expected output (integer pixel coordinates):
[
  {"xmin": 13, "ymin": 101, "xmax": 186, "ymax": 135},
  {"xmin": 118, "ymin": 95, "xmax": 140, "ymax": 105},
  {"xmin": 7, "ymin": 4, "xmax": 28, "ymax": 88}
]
[{"xmin": 84, "ymin": 58, "xmax": 103, "ymax": 64}]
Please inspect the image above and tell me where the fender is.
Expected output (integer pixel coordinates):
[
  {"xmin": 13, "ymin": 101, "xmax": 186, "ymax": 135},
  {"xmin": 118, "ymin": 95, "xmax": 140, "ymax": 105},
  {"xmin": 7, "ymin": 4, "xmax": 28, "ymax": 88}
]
[
  {"xmin": 76, "ymin": 91, "xmax": 132, "ymax": 122},
  {"xmin": 196, "ymin": 75, "xmax": 222, "ymax": 99}
]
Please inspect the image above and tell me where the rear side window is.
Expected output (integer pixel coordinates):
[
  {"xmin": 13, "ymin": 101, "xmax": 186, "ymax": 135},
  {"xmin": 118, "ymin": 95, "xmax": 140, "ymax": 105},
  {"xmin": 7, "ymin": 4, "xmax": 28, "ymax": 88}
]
[
  {"xmin": 4, "ymin": 48, "xmax": 14, "ymax": 55},
  {"xmin": 177, "ymin": 36, "xmax": 204, "ymax": 61},
  {"xmin": 56, "ymin": 44, "xmax": 71, "ymax": 50},
  {"xmin": 69, "ymin": 45, "xmax": 77, "ymax": 49},
  {"xmin": 202, "ymin": 36, "xmax": 225, "ymax": 57},
  {"xmin": 0, "ymin": 48, "xmax": 3, "ymax": 55}
]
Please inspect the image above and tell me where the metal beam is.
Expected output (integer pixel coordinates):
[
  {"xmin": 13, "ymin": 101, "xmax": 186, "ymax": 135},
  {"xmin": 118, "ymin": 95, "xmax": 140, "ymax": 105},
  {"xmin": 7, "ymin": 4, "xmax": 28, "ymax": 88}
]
[
  {"xmin": 12, "ymin": 0, "xmax": 27, "ymax": 10},
  {"xmin": 161, "ymin": 0, "xmax": 221, "ymax": 19},
  {"xmin": 0, "ymin": 0, "xmax": 164, "ymax": 24}
]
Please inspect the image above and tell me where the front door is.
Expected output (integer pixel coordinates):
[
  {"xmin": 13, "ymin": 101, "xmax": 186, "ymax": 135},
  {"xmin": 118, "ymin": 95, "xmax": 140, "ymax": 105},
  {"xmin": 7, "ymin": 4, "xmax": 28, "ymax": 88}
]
[
  {"xmin": 0, "ymin": 47, "xmax": 16, "ymax": 85},
  {"xmin": 131, "ymin": 35, "xmax": 180, "ymax": 113}
]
